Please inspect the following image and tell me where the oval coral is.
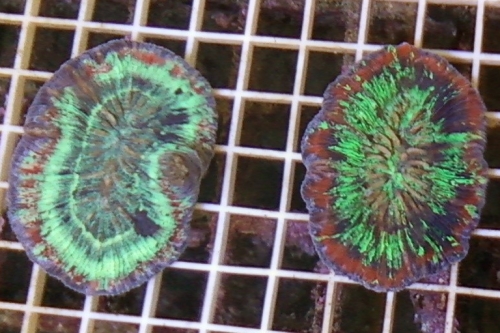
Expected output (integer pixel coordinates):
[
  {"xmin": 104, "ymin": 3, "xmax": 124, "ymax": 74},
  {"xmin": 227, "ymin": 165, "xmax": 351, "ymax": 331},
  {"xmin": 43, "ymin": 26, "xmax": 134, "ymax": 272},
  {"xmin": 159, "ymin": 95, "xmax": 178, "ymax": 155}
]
[
  {"xmin": 8, "ymin": 39, "xmax": 217, "ymax": 295},
  {"xmin": 301, "ymin": 43, "xmax": 488, "ymax": 292}
]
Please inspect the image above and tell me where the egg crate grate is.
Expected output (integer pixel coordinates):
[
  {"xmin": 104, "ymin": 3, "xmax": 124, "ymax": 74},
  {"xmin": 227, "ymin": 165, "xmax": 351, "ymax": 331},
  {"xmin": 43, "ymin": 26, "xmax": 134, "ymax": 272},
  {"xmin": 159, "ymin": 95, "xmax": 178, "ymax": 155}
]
[{"xmin": 0, "ymin": 0, "xmax": 500, "ymax": 333}]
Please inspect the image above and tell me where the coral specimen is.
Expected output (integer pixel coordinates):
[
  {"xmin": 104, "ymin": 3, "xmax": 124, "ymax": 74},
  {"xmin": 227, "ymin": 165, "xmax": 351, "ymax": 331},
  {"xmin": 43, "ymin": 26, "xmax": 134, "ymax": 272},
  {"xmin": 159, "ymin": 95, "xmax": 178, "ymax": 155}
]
[
  {"xmin": 301, "ymin": 43, "xmax": 488, "ymax": 292},
  {"xmin": 7, "ymin": 39, "xmax": 217, "ymax": 295}
]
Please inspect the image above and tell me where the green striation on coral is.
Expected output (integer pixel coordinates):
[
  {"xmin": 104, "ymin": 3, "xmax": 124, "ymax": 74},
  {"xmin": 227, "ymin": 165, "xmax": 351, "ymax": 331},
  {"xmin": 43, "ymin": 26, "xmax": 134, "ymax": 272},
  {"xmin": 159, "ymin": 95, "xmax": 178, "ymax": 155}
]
[
  {"xmin": 8, "ymin": 39, "xmax": 217, "ymax": 295},
  {"xmin": 301, "ymin": 43, "xmax": 488, "ymax": 292}
]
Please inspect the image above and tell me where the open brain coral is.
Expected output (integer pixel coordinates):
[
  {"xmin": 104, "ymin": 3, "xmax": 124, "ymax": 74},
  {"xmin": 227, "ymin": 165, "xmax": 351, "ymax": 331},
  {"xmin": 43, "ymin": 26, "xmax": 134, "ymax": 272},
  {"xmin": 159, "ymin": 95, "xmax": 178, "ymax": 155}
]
[
  {"xmin": 8, "ymin": 39, "xmax": 217, "ymax": 295},
  {"xmin": 301, "ymin": 43, "xmax": 488, "ymax": 292}
]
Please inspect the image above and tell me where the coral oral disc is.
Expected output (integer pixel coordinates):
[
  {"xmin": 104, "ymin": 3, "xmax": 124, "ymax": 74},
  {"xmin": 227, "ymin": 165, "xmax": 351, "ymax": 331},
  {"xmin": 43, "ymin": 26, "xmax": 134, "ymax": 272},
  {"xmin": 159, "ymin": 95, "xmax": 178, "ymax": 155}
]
[
  {"xmin": 301, "ymin": 43, "xmax": 488, "ymax": 292},
  {"xmin": 8, "ymin": 39, "xmax": 217, "ymax": 295}
]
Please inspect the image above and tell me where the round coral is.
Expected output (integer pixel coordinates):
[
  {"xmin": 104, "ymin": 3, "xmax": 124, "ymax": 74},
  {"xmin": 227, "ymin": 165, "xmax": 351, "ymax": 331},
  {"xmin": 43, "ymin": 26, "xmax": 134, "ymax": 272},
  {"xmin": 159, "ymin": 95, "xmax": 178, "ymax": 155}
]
[
  {"xmin": 8, "ymin": 39, "xmax": 217, "ymax": 295},
  {"xmin": 301, "ymin": 43, "xmax": 488, "ymax": 292}
]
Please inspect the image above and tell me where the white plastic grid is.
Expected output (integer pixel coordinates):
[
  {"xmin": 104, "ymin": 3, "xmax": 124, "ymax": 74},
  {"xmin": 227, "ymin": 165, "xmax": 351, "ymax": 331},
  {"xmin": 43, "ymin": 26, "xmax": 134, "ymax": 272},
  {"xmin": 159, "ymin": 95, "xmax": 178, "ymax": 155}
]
[{"xmin": 0, "ymin": 0, "xmax": 499, "ymax": 332}]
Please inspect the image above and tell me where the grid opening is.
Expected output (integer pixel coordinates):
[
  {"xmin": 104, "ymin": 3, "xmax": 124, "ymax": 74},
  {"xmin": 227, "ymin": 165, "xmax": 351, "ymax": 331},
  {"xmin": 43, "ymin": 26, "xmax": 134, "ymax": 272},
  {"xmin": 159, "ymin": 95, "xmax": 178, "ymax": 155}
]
[{"xmin": 39, "ymin": 0, "xmax": 80, "ymax": 19}]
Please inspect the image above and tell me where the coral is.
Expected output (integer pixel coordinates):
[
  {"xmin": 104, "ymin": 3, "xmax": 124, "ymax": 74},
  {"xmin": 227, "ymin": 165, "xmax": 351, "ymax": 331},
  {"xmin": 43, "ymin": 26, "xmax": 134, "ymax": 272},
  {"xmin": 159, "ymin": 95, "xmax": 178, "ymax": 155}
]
[
  {"xmin": 7, "ymin": 39, "xmax": 217, "ymax": 295},
  {"xmin": 301, "ymin": 43, "xmax": 488, "ymax": 292}
]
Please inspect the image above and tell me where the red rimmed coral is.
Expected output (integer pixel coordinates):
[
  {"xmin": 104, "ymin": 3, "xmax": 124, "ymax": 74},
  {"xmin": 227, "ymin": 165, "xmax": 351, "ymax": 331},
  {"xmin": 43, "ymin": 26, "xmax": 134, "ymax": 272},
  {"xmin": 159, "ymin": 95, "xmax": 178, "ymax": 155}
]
[{"xmin": 301, "ymin": 43, "xmax": 488, "ymax": 292}]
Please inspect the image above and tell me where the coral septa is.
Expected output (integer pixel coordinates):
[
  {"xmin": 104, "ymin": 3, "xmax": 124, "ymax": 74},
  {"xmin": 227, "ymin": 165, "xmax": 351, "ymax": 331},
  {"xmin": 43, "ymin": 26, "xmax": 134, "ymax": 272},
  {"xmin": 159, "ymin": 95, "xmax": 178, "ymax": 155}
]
[
  {"xmin": 8, "ymin": 39, "xmax": 217, "ymax": 295},
  {"xmin": 301, "ymin": 42, "xmax": 487, "ymax": 292}
]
